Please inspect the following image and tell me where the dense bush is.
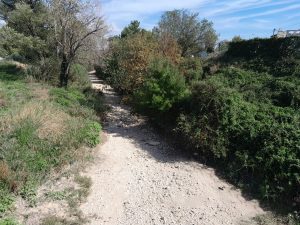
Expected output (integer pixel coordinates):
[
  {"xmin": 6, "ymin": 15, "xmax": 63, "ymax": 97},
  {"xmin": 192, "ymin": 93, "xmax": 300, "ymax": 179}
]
[
  {"xmin": 69, "ymin": 64, "xmax": 90, "ymax": 89},
  {"xmin": 103, "ymin": 29, "xmax": 300, "ymax": 210},
  {"xmin": 176, "ymin": 68, "xmax": 300, "ymax": 204},
  {"xmin": 105, "ymin": 33, "xmax": 159, "ymax": 94},
  {"xmin": 224, "ymin": 37, "xmax": 300, "ymax": 77},
  {"xmin": 179, "ymin": 57, "xmax": 203, "ymax": 84},
  {"xmin": 134, "ymin": 58, "xmax": 188, "ymax": 117}
]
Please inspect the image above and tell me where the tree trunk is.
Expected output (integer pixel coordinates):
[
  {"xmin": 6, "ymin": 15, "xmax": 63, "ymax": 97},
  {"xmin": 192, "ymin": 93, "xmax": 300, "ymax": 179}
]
[{"xmin": 60, "ymin": 54, "xmax": 70, "ymax": 87}]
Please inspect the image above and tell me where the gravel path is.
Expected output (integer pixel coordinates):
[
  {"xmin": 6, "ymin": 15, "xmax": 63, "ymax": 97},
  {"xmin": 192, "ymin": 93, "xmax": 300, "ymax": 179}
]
[{"xmin": 81, "ymin": 74, "xmax": 265, "ymax": 225}]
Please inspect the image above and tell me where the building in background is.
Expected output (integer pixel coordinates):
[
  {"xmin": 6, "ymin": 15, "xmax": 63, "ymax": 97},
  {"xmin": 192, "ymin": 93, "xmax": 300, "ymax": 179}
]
[{"xmin": 274, "ymin": 29, "xmax": 300, "ymax": 38}]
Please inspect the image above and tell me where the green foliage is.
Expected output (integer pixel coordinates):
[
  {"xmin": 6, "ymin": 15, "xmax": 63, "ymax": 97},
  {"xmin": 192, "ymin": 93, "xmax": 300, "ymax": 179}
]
[
  {"xmin": 105, "ymin": 32, "xmax": 159, "ymax": 94},
  {"xmin": 75, "ymin": 121, "xmax": 101, "ymax": 147},
  {"xmin": 69, "ymin": 64, "xmax": 90, "ymax": 90},
  {"xmin": 134, "ymin": 58, "xmax": 188, "ymax": 115},
  {"xmin": 0, "ymin": 218, "xmax": 19, "ymax": 225},
  {"xmin": 6, "ymin": 2, "xmax": 49, "ymax": 40},
  {"xmin": 0, "ymin": 26, "xmax": 47, "ymax": 62},
  {"xmin": 45, "ymin": 190, "xmax": 68, "ymax": 201},
  {"xmin": 224, "ymin": 37, "xmax": 300, "ymax": 77},
  {"xmin": 19, "ymin": 180, "xmax": 37, "ymax": 207},
  {"xmin": 121, "ymin": 20, "xmax": 145, "ymax": 38},
  {"xmin": 176, "ymin": 67, "xmax": 300, "ymax": 204},
  {"xmin": 0, "ymin": 182, "xmax": 14, "ymax": 214},
  {"xmin": 231, "ymin": 35, "xmax": 243, "ymax": 42},
  {"xmin": 49, "ymin": 86, "xmax": 106, "ymax": 120},
  {"xmin": 0, "ymin": 64, "xmax": 103, "ymax": 216},
  {"xmin": 50, "ymin": 88, "xmax": 85, "ymax": 108},
  {"xmin": 179, "ymin": 57, "xmax": 203, "ymax": 83}
]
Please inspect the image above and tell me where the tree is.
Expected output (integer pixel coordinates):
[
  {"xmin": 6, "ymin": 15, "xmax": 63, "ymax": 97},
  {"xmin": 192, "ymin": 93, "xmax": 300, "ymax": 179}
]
[
  {"xmin": 0, "ymin": 26, "xmax": 46, "ymax": 60},
  {"xmin": 121, "ymin": 20, "xmax": 145, "ymax": 38},
  {"xmin": 232, "ymin": 35, "xmax": 243, "ymax": 42},
  {"xmin": 155, "ymin": 9, "xmax": 218, "ymax": 56},
  {"xmin": 0, "ymin": 0, "xmax": 41, "ymax": 19},
  {"xmin": 50, "ymin": 0, "xmax": 107, "ymax": 87},
  {"xmin": 218, "ymin": 40, "xmax": 229, "ymax": 52},
  {"xmin": 6, "ymin": 2, "xmax": 49, "ymax": 39},
  {"xmin": 106, "ymin": 32, "xmax": 159, "ymax": 93},
  {"xmin": 157, "ymin": 32, "xmax": 182, "ymax": 64}
]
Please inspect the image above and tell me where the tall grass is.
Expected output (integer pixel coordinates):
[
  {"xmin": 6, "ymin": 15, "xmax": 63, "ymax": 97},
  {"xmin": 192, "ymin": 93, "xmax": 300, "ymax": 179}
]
[{"xmin": 0, "ymin": 62, "xmax": 103, "ymax": 217}]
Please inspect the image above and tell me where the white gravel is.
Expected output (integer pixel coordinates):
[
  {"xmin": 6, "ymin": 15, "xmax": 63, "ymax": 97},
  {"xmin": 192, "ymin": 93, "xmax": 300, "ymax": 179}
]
[{"xmin": 81, "ymin": 75, "xmax": 265, "ymax": 225}]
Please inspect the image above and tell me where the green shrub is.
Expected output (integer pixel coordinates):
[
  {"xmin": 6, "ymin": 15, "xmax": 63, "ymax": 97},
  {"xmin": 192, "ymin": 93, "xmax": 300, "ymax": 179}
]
[
  {"xmin": 0, "ymin": 182, "xmax": 14, "ymax": 214},
  {"xmin": 72, "ymin": 120, "xmax": 101, "ymax": 147},
  {"xmin": 69, "ymin": 64, "xmax": 90, "ymax": 89},
  {"xmin": 94, "ymin": 65, "xmax": 108, "ymax": 80},
  {"xmin": 179, "ymin": 57, "xmax": 203, "ymax": 83},
  {"xmin": 176, "ymin": 68, "xmax": 300, "ymax": 205},
  {"xmin": 224, "ymin": 37, "xmax": 300, "ymax": 77},
  {"xmin": 134, "ymin": 58, "xmax": 188, "ymax": 116},
  {"xmin": 0, "ymin": 218, "xmax": 19, "ymax": 225}
]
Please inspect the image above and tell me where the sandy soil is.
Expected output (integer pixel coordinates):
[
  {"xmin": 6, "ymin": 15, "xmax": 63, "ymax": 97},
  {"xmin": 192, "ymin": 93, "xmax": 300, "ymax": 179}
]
[{"xmin": 81, "ymin": 74, "xmax": 265, "ymax": 225}]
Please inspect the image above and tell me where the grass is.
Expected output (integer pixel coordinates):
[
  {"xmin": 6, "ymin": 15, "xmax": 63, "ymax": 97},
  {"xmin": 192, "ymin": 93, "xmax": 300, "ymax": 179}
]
[{"xmin": 0, "ymin": 61, "xmax": 104, "ymax": 220}]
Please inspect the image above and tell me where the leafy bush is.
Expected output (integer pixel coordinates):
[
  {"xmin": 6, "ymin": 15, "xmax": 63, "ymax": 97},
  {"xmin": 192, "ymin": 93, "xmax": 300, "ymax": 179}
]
[
  {"xmin": 0, "ymin": 182, "xmax": 14, "ymax": 214},
  {"xmin": 105, "ymin": 33, "xmax": 159, "ymax": 94},
  {"xmin": 69, "ymin": 64, "xmax": 90, "ymax": 89},
  {"xmin": 224, "ymin": 37, "xmax": 300, "ymax": 77},
  {"xmin": 176, "ymin": 68, "xmax": 300, "ymax": 204},
  {"xmin": 0, "ymin": 218, "xmax": 19, "ymax": 225},
  {"xmin": 179, "ymin": 57, "xmax": 203, "ymax": 83},
  {"xmin": 134, "ymin": 58, "xmax": 188, "ymax": 116}
]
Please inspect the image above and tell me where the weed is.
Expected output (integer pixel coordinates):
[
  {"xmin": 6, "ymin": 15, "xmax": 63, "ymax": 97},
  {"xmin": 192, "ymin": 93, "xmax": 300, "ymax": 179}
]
[
  {"xmin": 41, "ymin": 216, "xmax": 83, "ymax": 225},
  {"xmin": 0, "ymin": 182, "xmax": 14, "ymax": 214},
  {"xmin": 0, "ymin": 63, "xmax": 104, "ymax": 217},
  {"xmin": 45, "ymin": 191, "xmax": 68, "ymax": 201},
  {"xmin": 0, "ymin": 218, "xmax": 19, "ymax": 225},
  {"xmin": 19, "ymin": 181, "xmax": 37, "ymax": 207}
]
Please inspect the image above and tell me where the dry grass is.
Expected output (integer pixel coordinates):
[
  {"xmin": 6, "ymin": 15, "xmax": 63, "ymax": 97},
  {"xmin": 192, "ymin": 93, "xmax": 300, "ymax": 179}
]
[
  {"xmin": 0, "ymin": 101, "xmax": 70, "ymax": 141},
  {"xmin": 32, "ymin": 86, "xmax": 49, "ymax": 101},
  {"xmin": 0, "ymin": 98, "xmax": 6, "ymax": 107},
  {"xmin": 0, "ymin": 161, "xmax": 10, "ymax": 182}
]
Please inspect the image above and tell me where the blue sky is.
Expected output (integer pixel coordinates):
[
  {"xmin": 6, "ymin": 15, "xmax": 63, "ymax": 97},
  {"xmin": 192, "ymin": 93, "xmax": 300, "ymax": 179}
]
[{"xmin": 100, "ymin": 0, "xmax": 300, "ymax": 41}]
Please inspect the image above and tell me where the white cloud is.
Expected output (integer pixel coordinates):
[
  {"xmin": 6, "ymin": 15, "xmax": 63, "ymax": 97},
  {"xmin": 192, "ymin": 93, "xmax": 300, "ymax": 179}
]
[{"xmin": 99, "ymin": 0, "xmax": 300, "ymax": 38}]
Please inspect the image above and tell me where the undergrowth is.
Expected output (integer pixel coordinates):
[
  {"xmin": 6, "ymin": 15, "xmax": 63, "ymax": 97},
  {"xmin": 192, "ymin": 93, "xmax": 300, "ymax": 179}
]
[{"xmin": 0, "ymin": 62, "xmax": 104, "ymax": 220}]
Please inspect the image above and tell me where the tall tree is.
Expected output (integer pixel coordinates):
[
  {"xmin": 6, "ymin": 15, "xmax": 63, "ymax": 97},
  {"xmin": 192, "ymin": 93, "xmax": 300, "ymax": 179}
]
[
  {"xmin": 121, "ymin": 20, "xmax": 145, "ymax": 38},
  {"xmin": 0, "ymin": 0, "xmax": 41, "ymax": 19},
  {"xmin": 0, "ymin": 1, "xmax": 49, "ymax": 62},
  {"xmin": 50, "ymin": 0, "xmax": 107, "ymax": 87},
  {"xmin": 6, "ymin": 2, "xmax": 49, "ymax": 39},
  {"xmin": 155, "ymin": 9, "xmax": 218, "ymax": 56}
]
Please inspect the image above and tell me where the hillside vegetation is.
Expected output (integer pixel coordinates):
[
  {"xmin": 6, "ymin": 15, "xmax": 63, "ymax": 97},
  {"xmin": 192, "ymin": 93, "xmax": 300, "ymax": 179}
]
[
  {"xmin": 0, "ymin": 62, "xmax": 103, "ymax": 220},
  {"xmin": 99, "ymin": 18, "xmax": 300, "ymax": 215}
]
